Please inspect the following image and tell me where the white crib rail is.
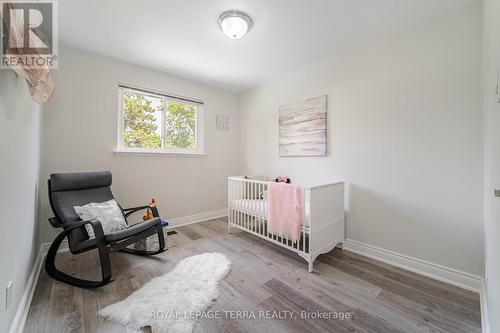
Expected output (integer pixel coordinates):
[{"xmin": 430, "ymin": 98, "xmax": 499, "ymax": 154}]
[{"xmin": 228, "ymin": 176, "xmax": 311, "ymax": 254}]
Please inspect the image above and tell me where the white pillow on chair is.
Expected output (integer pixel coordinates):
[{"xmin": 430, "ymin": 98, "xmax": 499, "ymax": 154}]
[{"xmin": 74, "ymin": 199, "xmax": 128, "ymax": 238}]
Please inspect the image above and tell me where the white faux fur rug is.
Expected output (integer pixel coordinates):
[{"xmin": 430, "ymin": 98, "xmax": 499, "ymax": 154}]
[{"xmin": 99, "ymin": 252, "xmax": 231, "ymax": 333}]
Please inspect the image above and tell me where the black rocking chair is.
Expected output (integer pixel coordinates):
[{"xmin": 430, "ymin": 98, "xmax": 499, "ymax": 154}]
[{"xmin": 45, "ymin": 171, "xmax": 166, "ymax": 288}]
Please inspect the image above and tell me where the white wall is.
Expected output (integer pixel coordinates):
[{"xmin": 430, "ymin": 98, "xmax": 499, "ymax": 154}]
[
  {"xmin": 40, "ymin": 45, "xmax": 240, "ymax": 243},
  {"xmin": 0, "ymin": 72, "xmax": 41, "ymax": 332},
  {"xmin": 238, "ymin": 4, "xmax": 483, "ymax": 275},
  {"xmin": 483, "ymin": 0, "xmax": 500, "ymax": 331}
]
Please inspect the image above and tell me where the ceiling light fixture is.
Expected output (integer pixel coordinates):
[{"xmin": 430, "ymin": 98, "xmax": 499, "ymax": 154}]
[{"xmin": 218, "ymin": 10, "xmax": 253, "ymax": 40}]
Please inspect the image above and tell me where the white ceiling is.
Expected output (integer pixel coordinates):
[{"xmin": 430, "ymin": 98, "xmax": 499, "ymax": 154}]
[{"xmin": 60, "ymin": 0, "xmax": 476, "ymax": 93}]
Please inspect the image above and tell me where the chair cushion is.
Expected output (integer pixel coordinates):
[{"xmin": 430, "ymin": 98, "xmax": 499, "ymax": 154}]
[{"xmin": 74, "ymin": 199, "xmax": 128, "ymax": 238}]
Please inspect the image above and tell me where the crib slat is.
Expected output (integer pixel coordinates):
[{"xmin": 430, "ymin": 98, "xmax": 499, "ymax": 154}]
[
  {"xmin": 235, "ymin": 180, "xmax": 238, "ymax": 227},
  {"xmin": 262, "ymin": 182, "xmax": 265, "ymax": 235},
  {"xmin": 234, "ymin": 180, "xmax": 236, "ymax": 227},
  {"xmin": 229, "ymin": 179, "xmax": 232, "ymax": 227},
  {"xmin": 260, "ymin": 182, "xmax": 262, "ymax": 234},
  {"xmin": 233, "ymin": 180, "xmax": 236, "ymax": 226},
  {"xmin": 256, "ymin": 182, "xmax": 260, "ymax": 235},
  {"xmin": 234, "ymin": 180, "xmax": 237, "ymax": 227},
  {"xmin": 249, "ymin": 182, "xmax": 252, "ymax": 231},
  {"xmin": 254, "ymin": 182, "xmax": 257, "ymax": 232},
  {"xmin": 249, "ymin": 182, "xmax": 252, "ymax": 230},
  {"xmin": 231, "ymin": 179, "xmax": 234, "ymax": 227},
  {"xmin": 303, "ymin": 190, "xmax": 306, "ymax": 253},
  {"xmin": 251, "ymin": 182, "xmax": 255, "ymax": 232},
  {"xmin": 255, "ymin": 182, "xmax": 258, "ymax": 233},
  {"xmin": 256, "ymin": 182, "xmax": 259, "ymax": 233},
  {"xmin": 258, "ymin": 182, "xmax": 262, "ymax": 235},
  {"xmin": 245, "ymin": 184, "xmax": 248, "ymax": 229},
  {"xmin": 240, "ymin": 182, "xmax": 246, "ymax": 226},
  {"xmin": 239, "ymin": 180, "xmax": 242, "ymax": 228},
  {"xmin": 229, "ymin": 180, "xmax": 231, "ymax": 227},
  {"xmin": 255, "ymin": 182, "xmax": 258, "ymax": 232},
  {"xmin": 240, "ymin": 203, "xmax": 243, "ymax": 228},
  {"xmin": 242, "ymin": 180, "xmax": 245, "ymax": 228},
  {"xmin": 241, "ymin": 179, "xmax": 244, "ymax": 228}
]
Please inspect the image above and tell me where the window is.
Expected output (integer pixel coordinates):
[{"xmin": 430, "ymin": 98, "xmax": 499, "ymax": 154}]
[{"xmin": 117, "ymin": 85, "xmax": 205, "ymax": 155}]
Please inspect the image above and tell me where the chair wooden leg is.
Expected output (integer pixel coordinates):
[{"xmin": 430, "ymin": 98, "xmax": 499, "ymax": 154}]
[
  {"xmin": 44, "ymin": 230, "xmax": 112, "ymax": 289},
  {"xmin": 157, "ymin": 223, "xmax": 166, "ymax": 251}
]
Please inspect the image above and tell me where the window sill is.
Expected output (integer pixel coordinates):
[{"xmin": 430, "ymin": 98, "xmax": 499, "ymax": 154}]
[{"xmin": 113, "ymin": 150, "xmax": 208, "ymax": 157}]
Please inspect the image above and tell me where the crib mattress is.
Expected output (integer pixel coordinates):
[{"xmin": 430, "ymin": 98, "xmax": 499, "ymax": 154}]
[{"xmin": 231, "ymin": 199, "xmax": 267, "ymax": 217}]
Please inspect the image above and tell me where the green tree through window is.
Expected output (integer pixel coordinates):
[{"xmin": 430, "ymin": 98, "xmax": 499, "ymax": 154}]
[
  {"xmin": 121, "ymin": 90, "xmax": 198, "ymax": 150},
  {"xmin": 122, "ymin": 92, "xmax": 161, "ymax": 148},
  {"xmin": 165, "ymin": 102, "xmax": 196, "ymax": 149}
]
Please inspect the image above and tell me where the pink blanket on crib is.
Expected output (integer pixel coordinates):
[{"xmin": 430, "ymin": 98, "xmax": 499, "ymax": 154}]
[{"xmin": 267, "ymin": 182, "xmax": 303, "ymax": 242}]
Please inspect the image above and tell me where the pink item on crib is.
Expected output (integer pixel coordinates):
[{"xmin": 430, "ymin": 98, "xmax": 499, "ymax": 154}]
[{"xmin": 267, "ymin": 182, "xmax": 303, "ymax": 242}]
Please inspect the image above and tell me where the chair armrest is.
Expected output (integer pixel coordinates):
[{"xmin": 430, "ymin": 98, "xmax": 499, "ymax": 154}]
[
  {"xmin": 48, "ymin": 216, "xmax": 63, "ymax": 228},
  {"xmin": 60, "ymin": 219, "xmax": 108, "ymax": 251},
  {"xmin": 60, "ymin": 219, "xmax": 106, "ymax": 240},
  {"xmin": 122, "ymin": 205, "xmax": 159, "ymax": 218},
  {"xmin": 105, "ymin": 217, "xmax": 161, "ymax": 243}
]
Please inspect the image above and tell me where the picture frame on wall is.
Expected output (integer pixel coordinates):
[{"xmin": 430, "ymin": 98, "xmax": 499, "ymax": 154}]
[{"xmin": 279, "ymin": 95, "xmax": 327, "ymax": 157}]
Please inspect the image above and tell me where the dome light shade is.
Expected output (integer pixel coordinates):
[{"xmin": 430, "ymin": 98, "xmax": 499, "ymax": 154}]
[{"xmin": 218, "ymin": 10, "xmax": 253, "ymax": 40}]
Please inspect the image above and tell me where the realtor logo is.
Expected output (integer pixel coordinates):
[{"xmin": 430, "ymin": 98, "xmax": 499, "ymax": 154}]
[{"xmin": 1, "ymin": 0, "xmax": 58, "ymax": 69}]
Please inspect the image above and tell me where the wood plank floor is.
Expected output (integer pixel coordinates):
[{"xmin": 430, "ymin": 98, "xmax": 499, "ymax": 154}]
[{"xmin": 24, "ymin": 219, "xmax": 481, "ymax": 333}]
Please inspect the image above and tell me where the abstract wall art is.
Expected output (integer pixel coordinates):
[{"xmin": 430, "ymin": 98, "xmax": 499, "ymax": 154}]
[{"xmin": 279, "ymin": 95, "xmax": 327, "ymax": 157}]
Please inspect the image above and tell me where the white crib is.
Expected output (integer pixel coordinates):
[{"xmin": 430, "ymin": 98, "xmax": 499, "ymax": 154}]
[{"xmin": 227, "ymin": 176, "xmax": 346, "ymax": 272}]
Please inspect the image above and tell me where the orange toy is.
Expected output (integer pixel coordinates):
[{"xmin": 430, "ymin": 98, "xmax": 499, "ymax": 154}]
[{"xmin": 143, "ymin": 197, "xmax": 157, "ymax": 221}]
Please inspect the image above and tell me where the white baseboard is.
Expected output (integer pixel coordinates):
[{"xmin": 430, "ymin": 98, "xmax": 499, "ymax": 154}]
[
  {"xmin": 345, "ymin": 239, "xmax": 491, "ymax": 331},
  {"xmin": 166, "ymin": 209, "xmax": 227, "ymax": 229},
  {"xmin": 9, "ymin": 245, "xmax": 46, "ymax": 333},
  {"xmin": 344, "ymin": 239, "xmax": 483, "ymax": 293},
  {"xmin": 481, "ymin": 280, "xmax": 490, "ymax": 333}
]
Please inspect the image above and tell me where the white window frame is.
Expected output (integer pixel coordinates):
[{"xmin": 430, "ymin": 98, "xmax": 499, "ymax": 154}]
[{"xmin": 116, "ymin": 85, "xmax": 205, "ymax": 156}]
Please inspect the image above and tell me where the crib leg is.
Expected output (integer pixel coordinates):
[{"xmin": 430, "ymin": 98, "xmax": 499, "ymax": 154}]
[
  {"xmin": 227, "ymin": 221, "xmax": 232, "ymax": 234},
  {"xmin": 308, "ymin": 260, "xmax": 314, "ymax": 273}
]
